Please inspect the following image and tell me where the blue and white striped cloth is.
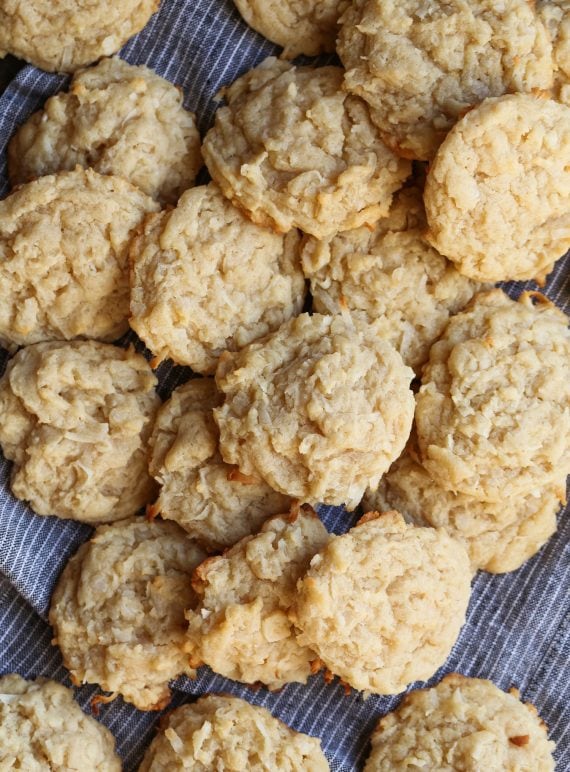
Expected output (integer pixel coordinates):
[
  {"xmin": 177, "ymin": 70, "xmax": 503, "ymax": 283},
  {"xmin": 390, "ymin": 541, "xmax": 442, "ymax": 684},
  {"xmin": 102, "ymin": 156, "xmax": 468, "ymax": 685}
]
[{"xmin": 0, "ymin": 1, "xmax": 569, "ymax": 769}]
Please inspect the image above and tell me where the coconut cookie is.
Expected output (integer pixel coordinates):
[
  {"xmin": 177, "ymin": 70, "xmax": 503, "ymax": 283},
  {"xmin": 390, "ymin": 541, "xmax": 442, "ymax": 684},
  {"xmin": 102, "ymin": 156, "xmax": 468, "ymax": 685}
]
[
  {"xmin": 363, "ymin": 451, "xmax": 563, "ymax": 573},
  {"xmin": 0, "ymin": 675, "xmax": 121, "ymax": 771},
  {"xmin": 292, "ymin": 512, "xmax": 472, "ymax": 694},
  {"xmin": 185, "ymin": 508, "xmax": 329, "ymax": 690},
  {"xmin": 539, "ymin": 0, "xmax": 570, "ymax": 104},
  {"xmin": 202, "ymin": 58, "xmax": 410, "ymax": 239},
  {"xmin": 8, "ymin": 58, "xmax": 202, "ymax": 204},
  {"xmin": 0, "ymin": 168, "xmax": 158, "ymax": 352},
  {"xmin": 364, "ymin": 674, "xmax": 556, "ymax": 771},
  {"xmin": 303, "ymin": 186, "xmax": 484, "ymax": 373},
  {"xmin": 424, "ymin": 94, "xmax": 570, "ymax": 283},
  {"xmin": 0, "ymin": 0, "xmax": 160, "ymax": 73},
  {"xmin": 49, "ymin": 518, "xmax": 206, "ymax": 711},
  {"xmin": 0, "ymin": 341, "xmax": 159, "ymax": 523},
  {"xmin": 215, "ymin": 314, "xmax": 415, "ymax": 509},
  {"xmin": 233, "ymin": 0, "xmax": 349, "ymax": 58},
  {"xmin": 338, "ymin": 0, "xmax": 554, "ymax": 161},
  {"xmin": 138, "ymin": 694, "xmax": 329, "ymax": 771},
  {"xmin": 415, "ymin": 290, "xmax": 570, "ymax": 502},
  {"xmin": 129, "ymin": 183, "xmax": 305, "ymax": 373},
  {"xmin": 148, "ymin": 378, "xmax": 290, "ymax": 551}
]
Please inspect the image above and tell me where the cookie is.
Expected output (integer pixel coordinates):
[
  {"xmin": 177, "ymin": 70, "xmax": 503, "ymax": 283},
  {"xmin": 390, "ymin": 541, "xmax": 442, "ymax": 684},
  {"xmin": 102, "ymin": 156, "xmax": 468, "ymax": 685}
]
[
  {"xmin": 292, "ymin": 512, "xmax": 472, "ymax": 694},
  {"xmin": 202, "ymin": 57, "xmax": 410, "ymax": 239},
  {"xmin": 424, "ymin": 94, "xmax": 570, "ymax": 282},
  {"xmin": 0, "ymin": 0, "xmax": 160, "ymax": 73},
  {"xmin": 138, "ymin": 694, "xmax": 329, "ymax": 771},
  {"xmin": 363, "ymin": 450, "xmax": 564, "ymax": 573},
  {"xmin": 185, "ymin": 507, "xmax": 329, "ymax": 690},
  {"xmin": 539, "ymin": 0, "xmax": 570, "ymax": 104},
  {"xmin": 215, "ymin": 313, "xmax": 415, "ymax": 510},
  {"xmin": 338, "ymin": 0, "xmax": 554, "ymax": 160},
  {"xmin": 0, "ymin": 674, "xmax": 121, "ymax": 771},
  {"xmin": 233, "ymin": 0, "xmax": 349, "ymax": 58},
  {"xmin": 148, "ymin": 378, "xmax": 290, "ymax": 550},
  {"xmin": 8, "ymin": 57, "xmax": 202, "ymax": 204},
  {"xmin": 0, "ymin": 168, "xmax": 158, "ymax": 352},
  {"xmin": 129, "ymin": 183, "xmax": 305, "ymax": 373},
  {"xmin": 415, "ymin": 290, "xmax": 570, "ymax": 502},
  {"xmin": 302, "ymin": 186, "xmax": 485, "ymax": 373},
  {"xmin": 0, "ymin": 341, "xmax": 159, "ymax": 523},
  {"xmin": 49, "ymin": 518, "xmax": 207, "ymax": 711},
  {"xmin": 364, "ymin": 673, "xmax": 555, "ymax": 771}
]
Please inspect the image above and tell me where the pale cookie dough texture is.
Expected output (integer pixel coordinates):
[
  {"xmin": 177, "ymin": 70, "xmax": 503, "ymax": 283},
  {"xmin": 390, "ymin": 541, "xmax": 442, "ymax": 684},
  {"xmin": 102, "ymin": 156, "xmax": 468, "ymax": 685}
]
[
  {"xmin": 338, "ymin": 0, "xmax": 554, "ymax": 160},
  {"xmin": 363, "ymin": 451, "xmax": 563, "ymax": 573},
  {"xmin": 185, "ymin": 508, "xmax": 329, "ymax": 690},
  {"xmin": 302, "ymin": 186, "xmax": 484, "ymax": 373},
  {"xmin": 539, "ymin": 0, "xmax": 570, "ymax": 104},
  {"xmin": 364, "ymin": 674, "xmax": 556, "ymax": 771},
  {"xmin": 0, "ymin": 341, "xmax": 159, "ymax": 523},
  {"xmin": 233, "ymin": 0, "xmax": 349, "ymax": 58},
  {"xmin": 8, "ymin": 57, "xmax": 202, "ymax": 204},
  {"xmin": 49, "ymin": 518, "xmax": 207, "ymax": 711},
  {"xmin": 0, "ymin": 0, "xmax": 160, "ymax": 73},
  {"xmin": 424, "ymin": 94, "xmax": 570, "ymax": 283},
  {"xmin": 138, "ymin": 694, "xmax": 330, "ymax": 771},
  {"xmin": 129, "ymin": 183, "xmax": 305, "ymax": 373},
  {"xmin": 0, "ymin": 168, "xmax": 158, "ymax": 352},
  {"xmin": 0, "ymin": 674, "xmax": 121, "ymax": 771},
  {"xmin": 292, "ymin": 512, "xmax": 472, "ymax": 694},
  {"xmin": 215, "ymin": 313, "xmax": 415, "ymax": 509},
  {"xmin": 202, "ymin": 57, "xmax": 410, "ymax": 239},
  {"xmin": 415, "ymin": 290, "xmax": 570, "ymax": 502},
  {"xmin": 148, "ymin": 378, "xmax": 290, "ymax": 550}
]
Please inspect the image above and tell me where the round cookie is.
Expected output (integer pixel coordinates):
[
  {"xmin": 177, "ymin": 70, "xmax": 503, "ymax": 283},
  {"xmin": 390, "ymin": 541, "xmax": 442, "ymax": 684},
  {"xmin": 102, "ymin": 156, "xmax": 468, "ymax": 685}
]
[
  {"xmin": 0, "ymin": 0, "xmax": 160, "ymax": 73},
  {"xmin": 424, "ymin": 94, "xmax": 570, "ymax": 283},
  {"xmin": 49, "ymin": 518, "xmax": 207, "ymax": 711},
  {"xmin": 338, "ymin": 0, "xmax": 554, "ymax": 161},
  {"xmin": 0, "ymin": 674, "xmax": 121, "ymax": 771},
  {"xmin": 292, "ymin": 511, "xmax": 472, "ymax": 694},
  {"xmin": 8, "ymin": 57, "xmax": 202, "ymax": 204},
  {"xmin": 415, "ymin": 290, "xmax": 570, "ymax": 502},
  {"xmin": 214, "ymin": 313, "xmax": 415, "ymax": 510},
  {"xmin": 0, "ymin": 168, "xmax": 159, "ymax": 352},
  {"xmin": 129, "ymin": 183, "xmax": 305, "ymax": 373},
  {"xmin": 138, "ymin": 694, "xmax": 329, "ymax": 771},
  {"xmin": 363, "ymin": 450, "xmax": 564, "ymax": 573},
  {"xmin": 302, "ymin": 186, "xmax": 485, "ymax": 373},
  {"xmin": 185, "ymin": 507, "xmax": 329, "ymax": 690},
  {"xmin": 202, "ymin": 57, "xmax": 410, "ymax": 239},
  {"xmin": 233, "ymin": 0, "xmax": 349, "ymax": 58},
  {"xmin": 539, "ymin": 0, "xmax": 570, "ymax": 104},
  {"xmin": 364, "ymin": 674, "xmax": 555, "ymax": 771},
  {"xmin": 148, "ymin": 378, "xmax": 291, "ymax": 550},
  {"xmin": 0, "ymin": 341, "xmax": 159, "ymax": 523}
]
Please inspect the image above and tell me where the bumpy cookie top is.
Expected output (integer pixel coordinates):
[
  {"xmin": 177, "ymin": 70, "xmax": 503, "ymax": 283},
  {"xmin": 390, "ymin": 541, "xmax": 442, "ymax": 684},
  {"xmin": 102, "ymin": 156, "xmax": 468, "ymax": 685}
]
[
  {"xmin": 0, "ymin": 0, "xmax": 160, "ymax": 72},
  {"xmin": 0, "ymin": 341, "xmax": 159, "ymax": 523},
  {"xmin": 292, "ymin": 512, "xmax": 472, "ymax": 694},
  {"xmin": 424, "ymin": 94, "xmax": 570, "ymax": 282},
  {"xmin": 185, "ymin": 508, "xmax": 328, "ymax": 690},
  {"xmin": 338, "ymin": 0, "xmax": 553, "ymax": 160},
  {"xmin": 0, "ymin": 168, "xmax": 158, "ymax": 351},
  {"xmin": 9, "ymin": 57, "xmax": 202, "ymax": 204},
  {"xmin": 215, "ymin": 313, "xmax": 415, "ymax": 509},
  {"xmin": 539, "ymin": 0, "xmax": 570, "ymax": 103},
  {"xmin": 49, "ymin": 518, "xmax": 206, "ymax": 711},
  {"xmin": 148, "ymin": 378, "xmax": 290, "ymax": 550},
  {"xmin": 302, "ymin": 186, "xmax": 484, "ymax": 373},
  {"xmin": 0, "ymin": 675, "xmax": 121, "ymax": 771},
  {"xmin": 364, "ymin": 674, "xmax": 555, "ymax": 771},
  {"xmin": 138, "ymin": 694, "xmax": 329, "ymax": 771},
  {"xmin": 415, "ymin": 290, "xmax": 570, "ymax": 501},
  {"xmin": 129, "ymin": 183, "xmax": 305, "ymax": 373},
  {"xmin": 202, "ymin": 58, "xmax": 410, "ymax": 239},
  {"xmin": 233, "ymin": 0, "xmax": 349, "ymax": 58}
]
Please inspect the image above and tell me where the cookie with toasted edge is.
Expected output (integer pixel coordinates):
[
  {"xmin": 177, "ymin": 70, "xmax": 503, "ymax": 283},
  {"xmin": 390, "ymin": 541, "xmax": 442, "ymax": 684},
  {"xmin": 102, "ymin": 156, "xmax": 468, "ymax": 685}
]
[{"xmin": 539, "ymin": 0, "xmax": 570, "ymax": 104}]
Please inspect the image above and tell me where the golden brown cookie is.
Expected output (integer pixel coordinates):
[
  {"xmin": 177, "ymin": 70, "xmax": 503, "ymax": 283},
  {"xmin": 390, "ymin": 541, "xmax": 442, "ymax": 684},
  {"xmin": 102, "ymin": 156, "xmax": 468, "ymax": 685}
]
[{"xmin": 539, "ymin": 0, "xmax": 570, "ymax": 104}]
